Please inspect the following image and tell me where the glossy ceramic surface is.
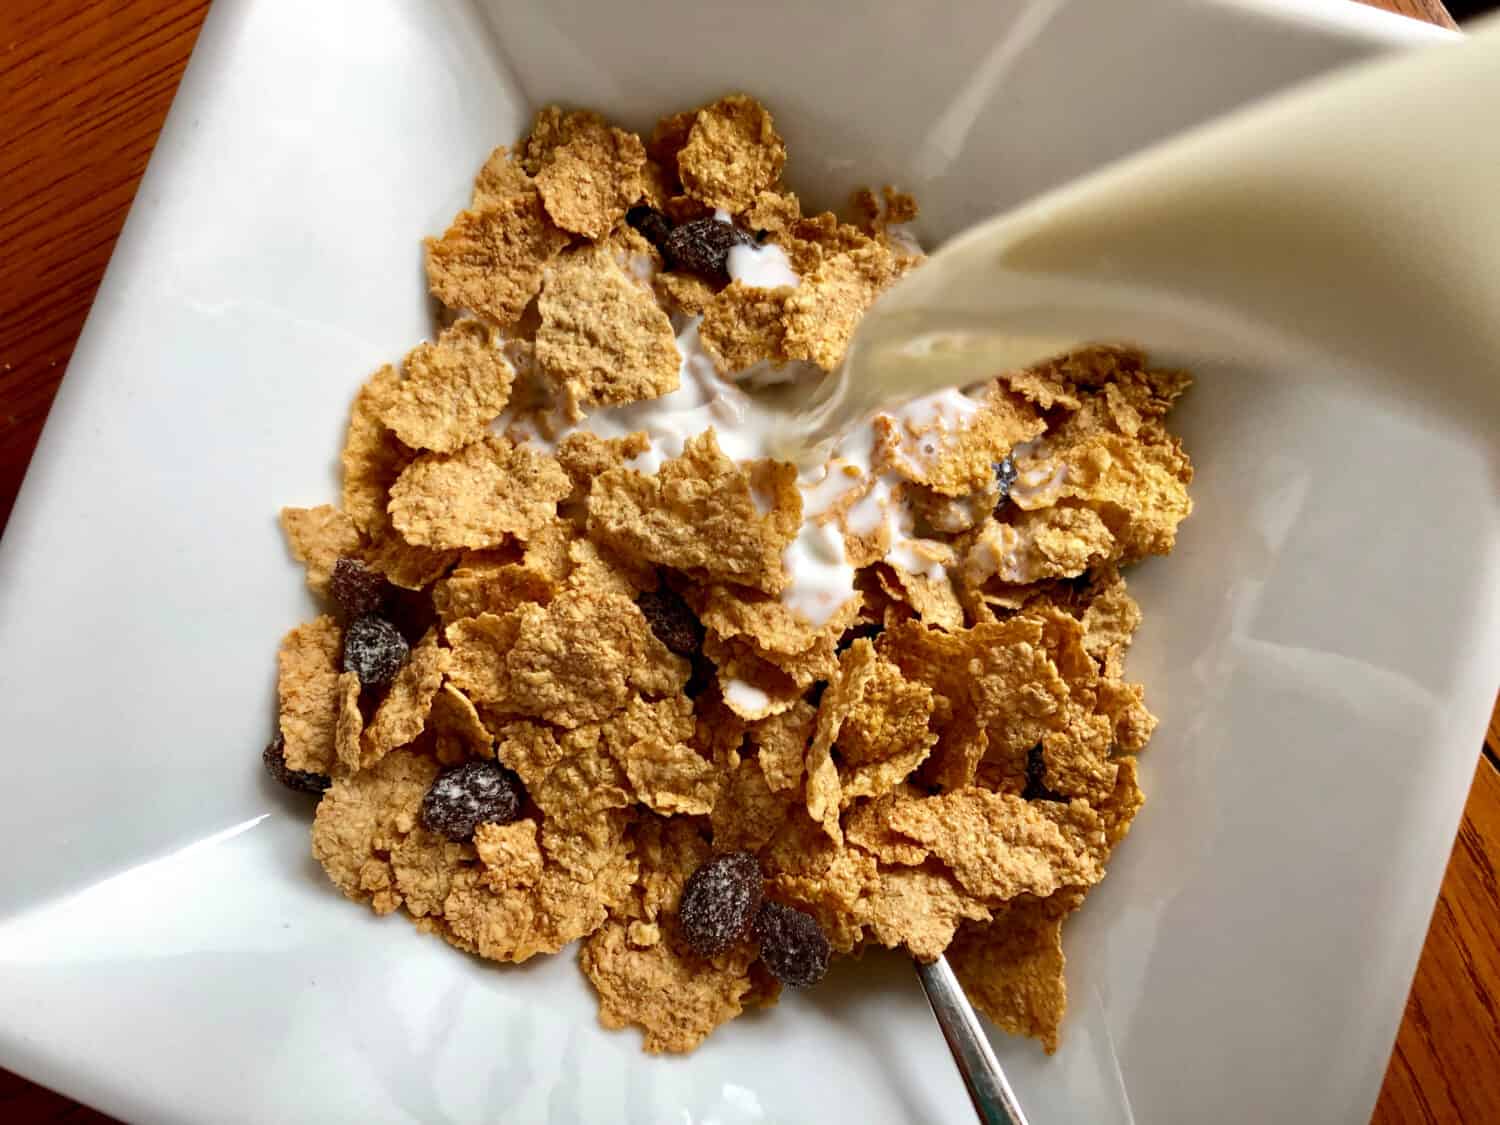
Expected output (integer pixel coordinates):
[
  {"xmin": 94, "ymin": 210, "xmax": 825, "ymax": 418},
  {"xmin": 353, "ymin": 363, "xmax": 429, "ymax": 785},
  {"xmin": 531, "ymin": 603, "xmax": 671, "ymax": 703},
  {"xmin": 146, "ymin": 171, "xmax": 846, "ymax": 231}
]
[{"xmin": 1, "ymin": 1, "xmax": 1493, "ymax": 1122}]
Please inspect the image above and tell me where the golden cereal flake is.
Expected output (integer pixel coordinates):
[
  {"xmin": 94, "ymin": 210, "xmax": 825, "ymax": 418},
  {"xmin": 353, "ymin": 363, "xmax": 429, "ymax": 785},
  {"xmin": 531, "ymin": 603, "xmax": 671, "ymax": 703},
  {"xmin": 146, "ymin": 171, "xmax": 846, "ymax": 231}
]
[
  {"xmin": 424, "ymin": 191, "xmax": 571, "ymax": 329},
  {"xmin": 677, "ymin": 94, "xmax": 786, "ymax": 213},
  {"xmin": 522, "ymin": 515, "xmax": 576, "ymax": 582},
  {"xmin": 470, "ymin": 145, "xmax": 533, "ymax": 210},
  {"xmin": 1011, "ymin": 408, "xmax": 1193, "ymax": 562},
  {"xmin": 1098, "ymin": 678, "xmax": 1157, "ymax": 754},
  {"xmin": 444, "ymin": 611, "xmax": 523, "ymax": 704},
  {"xmin": 879, "ymin": 565, "xmax": 964, "ymax": 632},
  {"xmin": 1097, "ymin": 755, "xmax": 1146, "ymax": 854},
  {"xmin": 375, "ymin": 320, "xmax": 516, "ymax": 454},
  {"xmin": 587, "ymin": 430, "xmax": 801, "ymax": 594},
  {"xmin": 617, "ymin": 736, "xmax": 720, "ymax": 816},
  {"xmin": 1036, "ymin": 704, "xmax": 1116, "ymax": 804},
  {"xmin": 875, "ymin": 383, "xmax": 1046, "ymax": 498},
  {"xmin": 704, "ymin": 629, "xmax": 838, "ymax": 721},
  {"xmin": 535, "ymin": 125, "xmax": 647, "ymax": 239},
  {"xmin": 836, "ymin": 654, "xmax": 936, "ymax": 804},
  {"xmin": 693, "ymin": 582, "xmax": 861, "ymax": 657},
  {"xmin": 311, "ymin": 748, "xmax": 441, "ymax": 914},
  {"xmin": 556, "ymin": 430, "xmax": 651, "ymax": 497},
  {"xmin": 520, "ymin": 107, "xmax": 609, "ymax": 175},
  {"xmin": 706, "ymin": 643, "xmax": 805, "ymax": 722},
  {"xmin": 388, "ymin": 436, "xmax": 570, "ymax": 550},
  {"xmin": 884, "ymin": 617, "xmax": 1069, "ymax": 791},
  {"xmin": 388, "ymin": 824, "xmax": 470, "ymax": 919},
  {"xmin": 280, "ymin": 505, "xmax": 362, "ymax": 594},
  {"xmin": 361, "ymin": 631, "xmax": 449, "ymax": 764},
  {"xmin": 999, "ymin": 354, "xmax": 1085, "ymax": 412},
  {"xmin": 362, "ymin": 533, "xmax": 460, "ymax": 592},
  {"xmin": 761, "ymin": 810, "xmax": 879, "ymax": 953},
  {"xmin": 948, "ymin": 894, "xmax": 1080, "ymax": 1053},
  {"xmin": 604, "ymin": 693, "xmax": 698, "ymax": 754},
  {"xmin": 885, "ymin": 790, "xmax": 1103, "ymax": 902},
  {"xmin": 429, "ymin": 682, "xmax": 495, "ymax": 761},
  {"xmin": 653, "ymin": 270, "xmax": 720, "ymax": 316},
  {"xmin": 749, "ymin": 699, "xmax": 816, "ymax": 792},
  {"xmin": 341, "ymin": 365, "xmax": 413, "ymax": 536},
  {"xmin": 783, "ymin": 243, "xmax": 905, "ymax": 371},
  {"xmin": 440, "ymin": 855, "xmax": 621, "ymax": 964},
  {"xmin": 699, "ymin": 281, "xmax": 792, "ymax": 373},
  {"xmin": 433, "ymin": 557, "xmax": 556, "ymax": 625},
  {"xmin": 581, "ymin": 917, "xmax": 760, "ymax": 1054},
  {"xmin": 277, "ymin": 615, "xmax": 343, "ymax": 774},
  {"xmin": 333, "ymin": 671, "xmax": 364, "ymax": 773},
  {"xmin": 843, "ymin": 788, "xmax": 930, "ymax": 866},
  {"xmin": 1080, "ymin": 567, "xmax": 1142, "ymax": 677},
  {"xmin": 711, "ymin": 757, "xmax": 796, "ymax": 851},
  {"xmin": 965, "ymin": 505, "xmax": 1115, "ymax": 587},
  {"xmin": 858, "ymin": 862, "xmax": 992, "ymax": 963},
  {"xmin": 564, "ymin": 537, "xmax": 656, "ymax": 600},
  {"xmin": 743, "ymin": 188, "xmax": 803, "ymax": 237},
  {"xmin": 504, "ymin": 588, "xmax": 688, "ymax": 727},
  {"xmin": 536, "ymin": 247, "xmax": 680, "ymax": 411},
  {"xmin": 474, "ymin": 819, "xmax": 544, "ymax": 890}
]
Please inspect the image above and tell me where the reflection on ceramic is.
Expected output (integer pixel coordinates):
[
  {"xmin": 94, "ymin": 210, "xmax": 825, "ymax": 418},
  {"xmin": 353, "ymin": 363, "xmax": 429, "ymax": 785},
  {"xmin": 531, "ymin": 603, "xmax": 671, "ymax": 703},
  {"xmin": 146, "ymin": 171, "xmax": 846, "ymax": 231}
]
[{"xmin": 0, "ymin": 2, "xmax": 1493, "ymax": 1123}]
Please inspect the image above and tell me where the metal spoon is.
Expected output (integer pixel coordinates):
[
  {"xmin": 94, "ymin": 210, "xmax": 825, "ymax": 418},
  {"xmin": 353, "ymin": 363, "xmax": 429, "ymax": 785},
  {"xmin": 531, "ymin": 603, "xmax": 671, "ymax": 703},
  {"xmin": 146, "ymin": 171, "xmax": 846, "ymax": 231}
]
[{"xmin": 915, "ymin": 955, "xmax": 1031, "ymax": 1125}]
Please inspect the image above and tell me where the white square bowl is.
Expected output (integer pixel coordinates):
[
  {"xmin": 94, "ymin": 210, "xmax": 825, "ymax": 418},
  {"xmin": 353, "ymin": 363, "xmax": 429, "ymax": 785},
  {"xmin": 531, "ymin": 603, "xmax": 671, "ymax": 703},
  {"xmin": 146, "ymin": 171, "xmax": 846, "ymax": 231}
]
[{"xmin": 1, "ymin": 1, "xmax": 1494, "ymax": 1122}]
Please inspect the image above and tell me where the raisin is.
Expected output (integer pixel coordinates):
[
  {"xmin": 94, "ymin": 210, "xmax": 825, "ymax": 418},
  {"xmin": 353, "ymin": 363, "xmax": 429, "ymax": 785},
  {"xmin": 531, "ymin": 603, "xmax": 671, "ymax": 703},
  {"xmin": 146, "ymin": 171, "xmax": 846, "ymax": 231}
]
[
  {"xmin": 635, "ymin": 586, "xmax": 703, "ymax": 656},
  {"xmin": 679, "ymin": 851, "xmax": 764, "ymax": 958},
  {"xmin": 420, "ymin": 760, "xmax": 526, "ymax": 842},
  {"xmin": 262, "ymin": 733, "xmax": 330, "ymax": 795},
  {"xmin": 626, "ymin": 205, "xmax": 674, "ymax": 250},
  {"xmin": 993, "ymin": 454, "xmax": 1018, "ymax": 509},
  {"xmin": 754, "ymin": 900, "xmax": 830, "ymax": 988},
  {"xmin": 329, "ymin": 557, "xmax": 390, "ymax": 618},
  {"xmin": 663, "ymin": 217, "xmax": 753, "ymax": 281},
  {"xmin": 342, "ymin": 614, "xmax": 408, "ymax": 687},
  {"xmin": 1021, "ymin": 743, "xmax": 1065, "ymax": 802}
]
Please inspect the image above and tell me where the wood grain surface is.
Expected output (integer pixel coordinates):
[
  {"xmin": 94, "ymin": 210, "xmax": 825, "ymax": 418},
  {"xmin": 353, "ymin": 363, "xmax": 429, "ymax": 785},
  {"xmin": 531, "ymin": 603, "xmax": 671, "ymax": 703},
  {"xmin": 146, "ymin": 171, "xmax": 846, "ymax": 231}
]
[{"xmin": 0, "ymin": 1, "xmax": 1486, "ymax": 1123}]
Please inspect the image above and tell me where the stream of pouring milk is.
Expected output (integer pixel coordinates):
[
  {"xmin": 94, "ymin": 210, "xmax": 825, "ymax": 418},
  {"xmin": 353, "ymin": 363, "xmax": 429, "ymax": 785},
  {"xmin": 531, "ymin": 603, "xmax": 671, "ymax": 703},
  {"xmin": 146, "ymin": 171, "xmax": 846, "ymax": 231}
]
[
  {"xmin": 504, "ymin": 21, "xmax": 1499, "ymax": 712},
  {"xmin": 781, "ymin": 17, "xmax": 1500, "ymax": 457}
]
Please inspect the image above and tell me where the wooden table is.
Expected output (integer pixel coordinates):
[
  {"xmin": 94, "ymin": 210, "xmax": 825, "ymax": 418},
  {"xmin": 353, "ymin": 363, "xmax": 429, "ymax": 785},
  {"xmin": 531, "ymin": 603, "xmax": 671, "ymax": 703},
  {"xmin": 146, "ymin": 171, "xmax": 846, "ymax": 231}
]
[{"xmin": 0, "ymin": 1, "xmax": 1491, "ymax": 1122}]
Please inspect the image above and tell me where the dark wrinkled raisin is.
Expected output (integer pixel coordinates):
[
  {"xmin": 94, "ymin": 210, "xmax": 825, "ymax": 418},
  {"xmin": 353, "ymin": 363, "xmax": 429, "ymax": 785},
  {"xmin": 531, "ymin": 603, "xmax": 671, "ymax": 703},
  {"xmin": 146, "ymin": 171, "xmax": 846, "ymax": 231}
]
[
  {"xmin": 262, "ymin": 733, "xmax": 330, "ymax": 795},
  {"xmin": 420, "ymin": 760, "xmax": 526, "ymax": 842},
  {"xmin": 329, "ymin": 557, "xmax": 390, "ymax": 618},
  {"xmin": 343, "ymin": 614, "xmax": 409, "ymax": 687},
  {"xmin": 754, "ymin": 900, "xmax": 831, "ymax": 988},
  {"xmin": 993, "ymin": 454, "xmax": 1018, "ymax": 508},
  {"xmin": 1021, "ymin": 743, "xmax": 1065, "ymax": 802},
  {"xmin": 635, "ymin": 586, "xmax": 703, "ymax": 655},
  {"xmin": 663, "ymin": 217, "xmax": 754, "ymax": 280},
  {"xmin": 626, "ymin": 205, "xmax": 674, "ymax": 250},
  {"xmin": 679, "ymin": 851, "xmax": 764, "ymax": 958}
]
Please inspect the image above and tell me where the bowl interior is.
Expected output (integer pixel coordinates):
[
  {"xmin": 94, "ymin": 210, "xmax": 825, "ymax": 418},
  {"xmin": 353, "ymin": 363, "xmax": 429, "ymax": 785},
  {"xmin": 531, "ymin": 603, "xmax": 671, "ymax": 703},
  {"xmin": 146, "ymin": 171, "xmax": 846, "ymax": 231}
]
[{"xmin": 0, "ymin": 2, "xmax": 1492, "ymax": 1123}]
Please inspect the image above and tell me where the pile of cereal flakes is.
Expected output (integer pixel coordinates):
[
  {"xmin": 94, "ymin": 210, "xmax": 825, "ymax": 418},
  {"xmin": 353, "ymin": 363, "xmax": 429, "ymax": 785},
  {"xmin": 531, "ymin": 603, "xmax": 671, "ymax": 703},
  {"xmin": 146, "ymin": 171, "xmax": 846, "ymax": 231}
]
[{"xmin": 265, "ymin": 94, "xmax": 1193, "ymax": 1055}]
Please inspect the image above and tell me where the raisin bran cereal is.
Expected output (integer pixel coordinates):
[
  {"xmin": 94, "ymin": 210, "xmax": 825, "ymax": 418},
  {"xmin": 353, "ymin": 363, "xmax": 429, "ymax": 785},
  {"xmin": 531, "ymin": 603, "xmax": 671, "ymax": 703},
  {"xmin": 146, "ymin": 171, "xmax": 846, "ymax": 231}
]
[{"xmin": 268, "ymin": 94, "xmax": 1192, "ymax": 1057}]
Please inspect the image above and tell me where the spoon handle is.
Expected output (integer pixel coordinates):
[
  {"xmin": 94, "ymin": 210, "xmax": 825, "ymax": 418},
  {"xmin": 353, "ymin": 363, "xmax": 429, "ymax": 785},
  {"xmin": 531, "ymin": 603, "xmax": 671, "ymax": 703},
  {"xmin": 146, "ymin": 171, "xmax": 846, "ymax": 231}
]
[{"xmin": 915, "ymin": 956, "xmax": 1032, "ymax": 1125}]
